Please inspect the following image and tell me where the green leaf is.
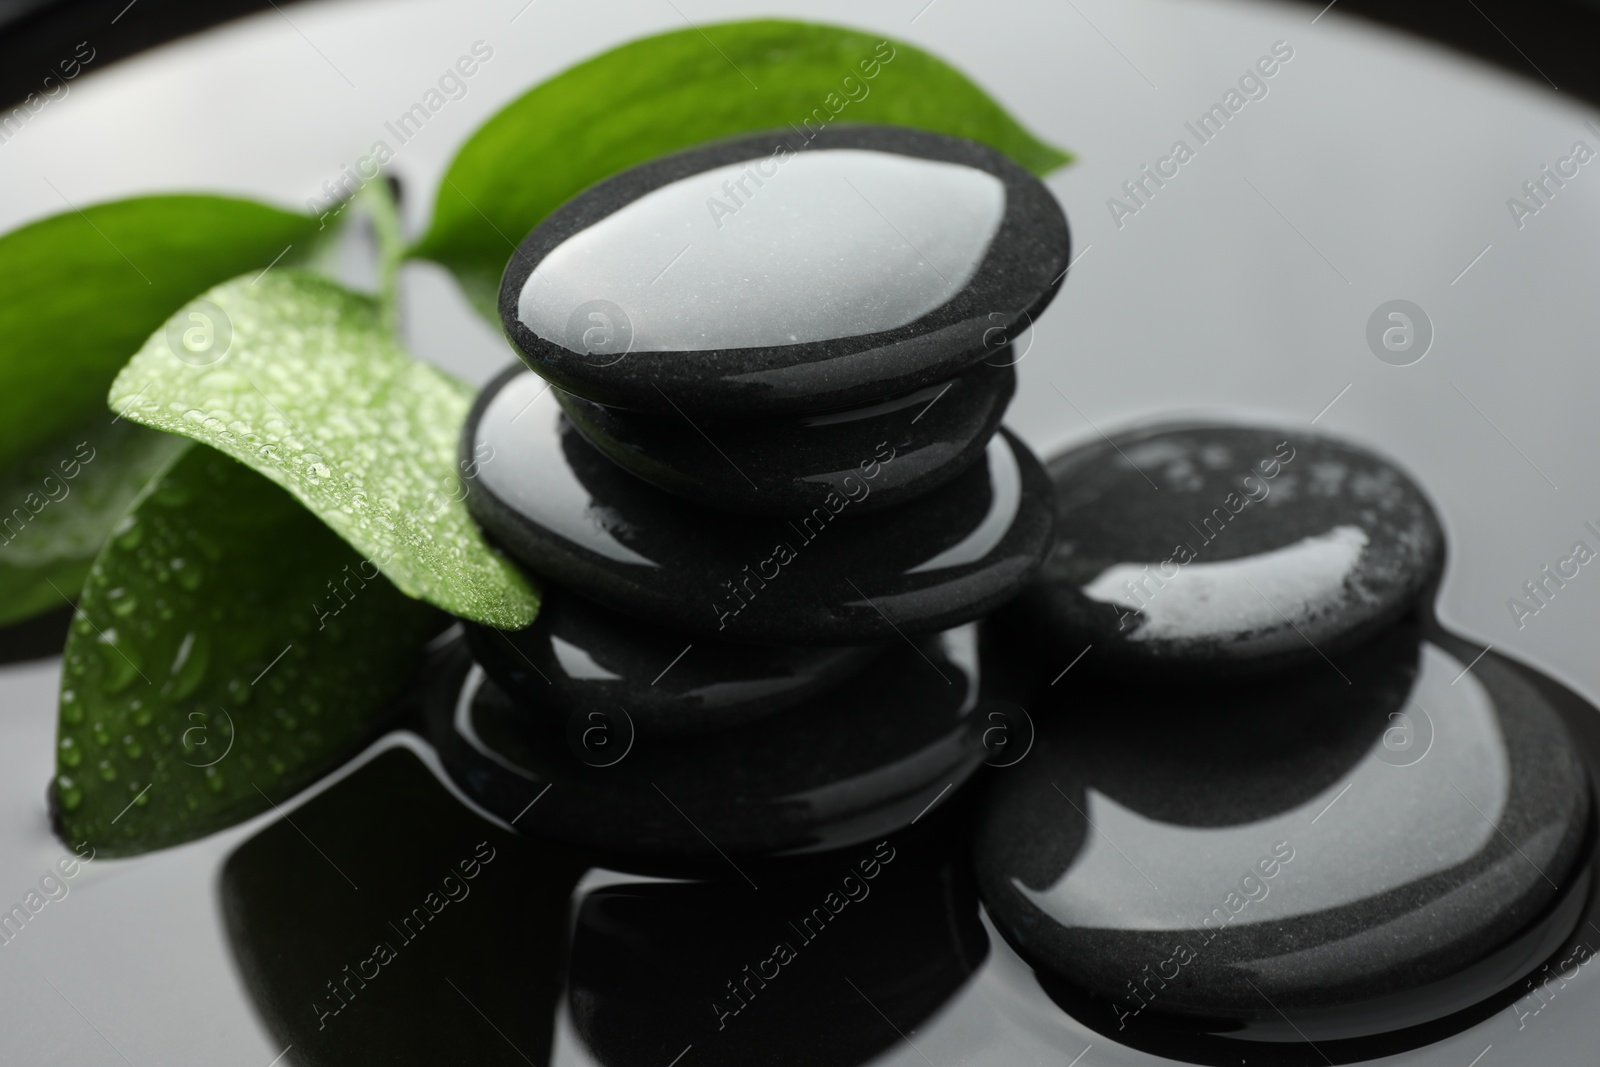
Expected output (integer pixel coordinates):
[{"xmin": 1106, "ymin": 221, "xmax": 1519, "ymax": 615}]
[
  {"xmin": 411, "ymin": 19, "xmax": 1071, "ymax": 314},
  {"xmin": 0, "ymin": 420, "xmax": 188, "ymax": 627},
  {"xmin": 108, "ymin": 270, "xmax": 539, "ymax": 629},
  {"xmin": 0, "ymin": 195, "xmax": 322, "ymax": 471},
  {"xmin": 54, "ymin": 446, "xmax": 441, "ymax": 856}
]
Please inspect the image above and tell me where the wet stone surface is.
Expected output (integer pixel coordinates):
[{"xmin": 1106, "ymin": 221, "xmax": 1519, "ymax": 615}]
[
  {"xmin": 972, "ymin": 617, "xmax": 1594, "ymax": 1045},
  {"xmin": 555, "ymin": 358, "xmax": 1015, "ymax": 516},
  {"xmin": 463, "ymin": 367, "xmax": 1055, "ymax": 645},
  {"xmin": 463, "ymin": 586, "xmax": 885, "ymax": 736},
  {"xmin": 499, "ymin": 125, "xmax": 1069, "ymax": 418},
  {"xmin": 1010, "ymin": 423, "xmax": 1446, "ymax": 678}
]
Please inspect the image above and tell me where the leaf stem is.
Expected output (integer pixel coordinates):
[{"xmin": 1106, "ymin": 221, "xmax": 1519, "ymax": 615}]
[{"xmin": 364, "ymin": 178, "xmax": 405, "ymax": 335}]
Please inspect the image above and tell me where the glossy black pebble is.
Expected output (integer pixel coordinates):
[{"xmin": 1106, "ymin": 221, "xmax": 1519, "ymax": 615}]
[
  {"xmin": 567, "ymin": 851, "xmax": 988, "ymax": 1067},
  {"xmin": 556, "ymin": 357, "xmax": 1016, "ymax": 516},
  {"xmin": 430, "ymin": 626, "xmax": 990, "ymax": 863},
  {"xmin": 465, "ymin": 366, "xmax": 1055, "ymax": 645},
  {"xmin": 499, "ymin": 124, "xmax": 1069, "ymax": 418},
  {"xmin": 973, "ymin": 620, "xmax": 1593, "ymax": 1043},
  {"xmin": 464, "ymin": 586, "xmax": 884, "ymax": 735},
  {"xmin": 1012, "ymin": 423, "xmax": 1445, "ymax": 677}
]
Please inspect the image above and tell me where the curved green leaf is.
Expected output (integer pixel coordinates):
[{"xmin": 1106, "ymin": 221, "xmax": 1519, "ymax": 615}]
[
  {"xmin": 108, "ymin": 270, "xmax": 539, "ymax": 629},
  {"xmin": 0, "ymin": 195, "xmax": 321, "ymax": 469},
  {"xmin": 411, "ymin": 19, "xmax": 1071, "ymax": 314},
  {"xmin": 0, "ymin": 421, "xmax": 187, "ymax": 627},
  {"xmin": 54, "ymin": 446, "xmax": 440, "ymax": 856}
]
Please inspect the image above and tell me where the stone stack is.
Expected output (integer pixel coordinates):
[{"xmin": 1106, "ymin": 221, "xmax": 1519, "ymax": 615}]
[
  {"xmin": 431, "ymin": 125, "xmax": 1071, "ymax": 866},
  {"xmin": 429, "ymin": 124, "xmax": 1600, "ymax": 1053}
]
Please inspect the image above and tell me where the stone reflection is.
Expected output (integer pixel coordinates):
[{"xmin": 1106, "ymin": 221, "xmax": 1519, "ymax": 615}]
[
  {"xmin": 566, "ymin": 845, "xmax": 988, "ymax": 1067},
  {"xmin": 1059, "ymin": 616, "xmax": 1416, "ymax": 828},
  {"xmin": 219, "ymin": 743, "xmax": 581, "ymax": 1067},
  {"xmin": 975, "ymin": 616, "xmax": 1593, "ymax": 1056},
  {"xmin": 429, "ymin": 633, "xmax": 990, "ymax": 871}
]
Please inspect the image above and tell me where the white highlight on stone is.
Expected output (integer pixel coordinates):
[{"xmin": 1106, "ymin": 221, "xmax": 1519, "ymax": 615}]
[
  {"xmin": 474, "ymin": 371, "xmax": 658, "ymax": 568},
  {"xmin": 907, "ymin": 437, "xmax": 1021, "ymax": 575},
  {"xmin": 1080, "ymin": 525, "xmax": 1369, "ymax": 641},
  {"xmin": 519, "ymin": 149, "xmax": 1006, "ymax": 352},
  {"xmin": 549, "ymin": 635, "xmax": 622, "ymax": 681}
]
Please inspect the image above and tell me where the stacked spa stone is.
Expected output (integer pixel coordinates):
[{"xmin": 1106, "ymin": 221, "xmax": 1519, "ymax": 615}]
[
  {"xmin": 430, "ymin": 126, "xmax": 1070, "ymax": 865},
  {"xmin": 975, "ymin": 424, "xmax": 1596, "ymax": 1048}
]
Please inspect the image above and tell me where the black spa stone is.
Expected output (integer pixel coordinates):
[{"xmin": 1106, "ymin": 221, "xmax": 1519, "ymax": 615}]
[
  {"xmin": 498, "ymin": 124, "xmax": 1069, "ymax": 418},
  {"xmin": 464, "ymin": 366, "xmax": 1055, "ymax": 645},
  {"xmin": 555, "ymin": 357, "xmax": 1016, "ymax": 516},
  {"xmin": 427, "ymin": 625, "xmax": 991, "ymax": 864},
  {"xmin": 565, "ymin": 849, "xmax": 988, "ymax": 1067},
  {"xmin": 972, "ymin": 619, "xmax": 1594, "ymax": 1045},
  {"xmin": 1011, "ymin": 423, "xmax": 1445, "ymax": 677},
  {"xmin": 463, "ymin": 586, "xmax": 884, "ymax": 735}
]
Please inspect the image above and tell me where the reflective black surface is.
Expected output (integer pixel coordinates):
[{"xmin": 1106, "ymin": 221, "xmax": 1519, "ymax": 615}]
[
  {"xmin": 555, "ymin": 358, "xmax": 1015, "ymax": 516},
  {"xmin": 219, "ymin": 745, "xmax": 583, "ymax": 1067},
  {"xmin": 207, "ymin": 637, "xmax": 1600, "ymax": 1067},
  {"xmin": 464, "ymin": 586, "xmax": 885, "ymax": 735},
  {"xmin": 498, "ymin": 125, "xmax": 1069, "ymax": 418},
  {"xmin": 973, "ymin": 615, "xmax": 1593, "ymax": 1046},
  {"xmin": 427, "ymin": 629, "xmax": 990, "ymax": 867},
  {"xmin": 465, "ymin": 366, "xmax": 1056, "ymax": 645},
  {"xmin": 1012, "ymin": 423, "xmax": 1445, "ymax": 678},
  {"xmin": 567, "ymin": 845, "xmax": 988, "ymax": 1067}
]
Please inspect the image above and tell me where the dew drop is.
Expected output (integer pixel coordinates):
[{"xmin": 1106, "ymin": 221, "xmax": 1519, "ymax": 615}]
[
  {"xmin": 167, "ymin": 631, "xmax": 209, "ymax": 700},
  {"xmin": 171, "ymin": 557, "xmax": 202, "ymax": 592},
  {"xmin": 97, "ymin": 630, "xmax": 141, "ymax": 694},
  {"xmin": 106, "ymin": 587, "xmax": 138, "ymax": 617}
]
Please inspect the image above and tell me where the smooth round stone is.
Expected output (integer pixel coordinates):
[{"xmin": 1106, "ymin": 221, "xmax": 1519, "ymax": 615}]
[
  {"xmin": 555, "ymin": 357, "xmax": 1016, "ymax": 516},
  {"xmin": 973, "ymin": 620, "xmax": 1593, "ymax": 1043},
  {"xmin": 1012, "ymin": 423, "xmax": 1445, "ymax": 677},
  {"xmin": 499, "ymin": 124, "xmax": 1069, "ymax": 418},
  {"xmin": 566, "ymin": 850, "xmax": 988, "ymax": 1067},
  {"xmin": 464, "ymin": 366, "xmax": 1055, "ymax": 644},
  {"xmin": 427, "ymin": 625, "xmax": 991, "ymax": 864},
  {"xmin": 462, "ymin": 586, "xmax": 884, "ymax": 735}
]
